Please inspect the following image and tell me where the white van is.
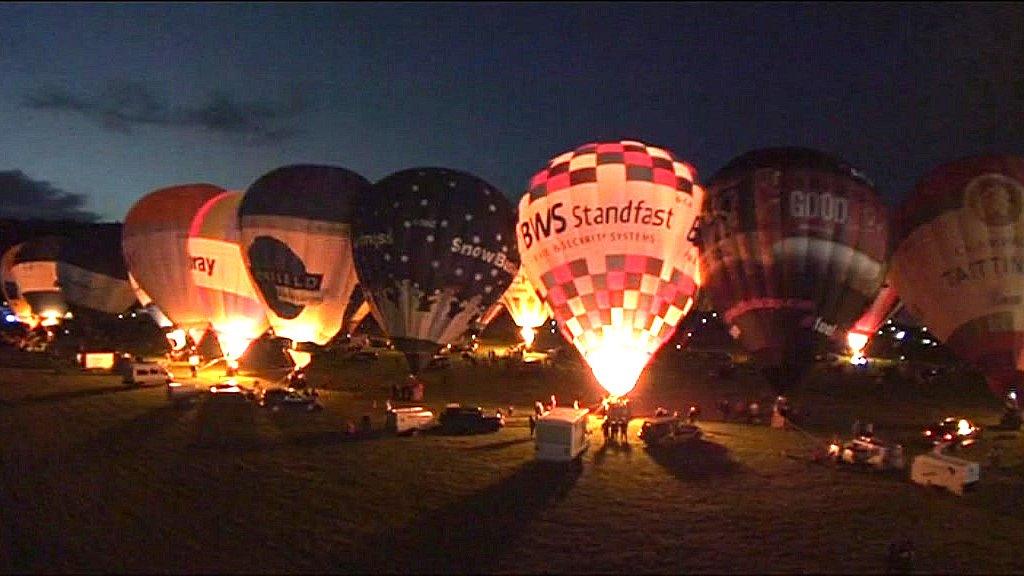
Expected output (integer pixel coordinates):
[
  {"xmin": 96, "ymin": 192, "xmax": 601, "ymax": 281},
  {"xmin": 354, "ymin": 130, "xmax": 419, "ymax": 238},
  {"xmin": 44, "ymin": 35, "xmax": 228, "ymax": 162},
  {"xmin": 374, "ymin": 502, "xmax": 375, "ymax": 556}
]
[
  {"xmin": 122, "ymin": 361, "xmax": 173, "ymax": 387},
  {"xmin": 911, "ymin": 448, "xmax": 979, "ymax": 496},
  {"xmin": 535, "ymin": 407, "xmax": 590, "ymax": 462}
]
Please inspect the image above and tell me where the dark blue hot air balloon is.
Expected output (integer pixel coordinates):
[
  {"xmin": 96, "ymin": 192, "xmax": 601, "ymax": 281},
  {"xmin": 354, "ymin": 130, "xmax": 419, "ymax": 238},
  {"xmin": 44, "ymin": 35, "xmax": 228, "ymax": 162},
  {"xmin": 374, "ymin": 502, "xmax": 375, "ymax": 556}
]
[{"xmin": 353, "ymin": 167, "xmax": 520, "ymax": 374}]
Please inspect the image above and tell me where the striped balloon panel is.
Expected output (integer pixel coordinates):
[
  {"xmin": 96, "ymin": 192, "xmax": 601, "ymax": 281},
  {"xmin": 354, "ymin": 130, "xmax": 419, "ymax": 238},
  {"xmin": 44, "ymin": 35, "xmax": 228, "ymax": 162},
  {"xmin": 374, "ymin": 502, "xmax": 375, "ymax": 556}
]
[{"xmin": 891, "ymin": 156, "xmax": 1024, "ymax": 397}]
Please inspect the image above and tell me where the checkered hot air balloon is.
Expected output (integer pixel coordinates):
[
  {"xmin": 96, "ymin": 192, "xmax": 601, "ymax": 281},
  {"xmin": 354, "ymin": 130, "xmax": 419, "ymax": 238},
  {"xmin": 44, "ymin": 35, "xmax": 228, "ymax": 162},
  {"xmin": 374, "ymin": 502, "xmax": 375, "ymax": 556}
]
[
  {"xmin": 697, "ymin": 148, "xmax": 890, "ymax": 394},
  {"xmin": 891, "ymin": 155, "xmax": 1024, "ymax": 401},
  {"xmin": 516, "ymin": 140, "xmax": 704, "ymax": 397}
]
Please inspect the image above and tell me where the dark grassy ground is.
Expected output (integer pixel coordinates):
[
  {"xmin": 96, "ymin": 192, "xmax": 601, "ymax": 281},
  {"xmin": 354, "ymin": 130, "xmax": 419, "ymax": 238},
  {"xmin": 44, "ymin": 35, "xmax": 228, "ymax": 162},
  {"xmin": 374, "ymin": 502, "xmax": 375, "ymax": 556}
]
[{"xmin": 1, "ymin": 344, "xmax": 1023, "ymax": 574}]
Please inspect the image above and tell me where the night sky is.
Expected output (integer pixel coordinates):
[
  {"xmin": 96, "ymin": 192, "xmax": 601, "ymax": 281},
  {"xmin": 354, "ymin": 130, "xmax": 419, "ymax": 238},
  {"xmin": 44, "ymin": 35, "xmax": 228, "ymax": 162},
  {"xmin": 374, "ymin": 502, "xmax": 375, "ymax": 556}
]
[{"xmin": 1, "ymin": 2, "xmax": 1022, "ymax": 222}]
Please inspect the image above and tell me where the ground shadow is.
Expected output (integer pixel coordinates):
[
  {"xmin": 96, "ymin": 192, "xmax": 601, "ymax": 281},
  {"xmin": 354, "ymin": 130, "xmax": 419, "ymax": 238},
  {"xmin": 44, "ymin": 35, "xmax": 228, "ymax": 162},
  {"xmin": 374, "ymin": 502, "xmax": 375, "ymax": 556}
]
[
  {"xmin": 0, "ymin": 384, "xmax": 139, "ymax": 408},
  {"xmin": 644, "ymin": 438, "xmax": 742, "ymax": 482},
  {"xmin": 73, "ymin": 402, "xmax": 193, "ymax": 456},
  {"xmin": 344, "ymin": 459, "xmax": 583, "ymax": 573},
  {"xmin": 465, "ymin": 437, "xmax": 533, "ymax": 452}
]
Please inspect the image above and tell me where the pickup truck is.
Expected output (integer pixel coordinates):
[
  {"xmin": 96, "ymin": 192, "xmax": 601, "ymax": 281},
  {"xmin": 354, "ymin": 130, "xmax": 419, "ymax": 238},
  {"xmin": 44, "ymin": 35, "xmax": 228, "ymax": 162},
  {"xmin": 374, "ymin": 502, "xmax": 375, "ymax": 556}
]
[{"xmin": 437, "ymin": 404, "xmax": 504, "ymax": 435}]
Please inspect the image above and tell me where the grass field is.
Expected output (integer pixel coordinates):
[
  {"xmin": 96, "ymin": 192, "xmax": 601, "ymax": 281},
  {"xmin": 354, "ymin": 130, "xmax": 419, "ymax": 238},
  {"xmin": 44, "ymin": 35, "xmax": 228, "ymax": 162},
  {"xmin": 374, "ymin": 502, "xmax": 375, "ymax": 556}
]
[{"xmin": 2, "ymin": 344, "xmax": 1023, "ymax": 574}]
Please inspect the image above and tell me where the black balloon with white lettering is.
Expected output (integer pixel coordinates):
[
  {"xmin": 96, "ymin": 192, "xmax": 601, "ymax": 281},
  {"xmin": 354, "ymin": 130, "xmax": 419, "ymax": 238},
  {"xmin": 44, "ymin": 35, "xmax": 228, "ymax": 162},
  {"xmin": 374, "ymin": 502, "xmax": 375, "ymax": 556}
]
[{"xmin": 353, "ymin": 167, "xmax": 520, "ymax": 374}]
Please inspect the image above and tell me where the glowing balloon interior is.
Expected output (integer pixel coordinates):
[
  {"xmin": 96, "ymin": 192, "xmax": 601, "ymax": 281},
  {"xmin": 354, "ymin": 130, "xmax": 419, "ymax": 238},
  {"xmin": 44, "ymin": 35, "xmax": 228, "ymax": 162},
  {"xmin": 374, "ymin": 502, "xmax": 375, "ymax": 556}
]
[
  {"xmin": 501, "ymin": 268, "xmax": 549, "ymax": 348},
  {"xmin": 187, "ymin": 191, "xmax": 269, "ymax": 363},
  {"xmin": 516, "ymin": 140, "xmax": 703, "ymax": 397}
]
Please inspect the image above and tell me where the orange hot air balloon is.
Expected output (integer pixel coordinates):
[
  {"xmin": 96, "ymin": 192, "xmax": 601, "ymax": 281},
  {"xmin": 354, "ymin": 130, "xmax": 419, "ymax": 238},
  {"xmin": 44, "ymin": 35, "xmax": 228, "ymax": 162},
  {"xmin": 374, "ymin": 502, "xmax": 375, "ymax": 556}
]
[
  {"xmin": 501, "ymin": 268, "xmax": 550, "ymax": 348},
  {"xmin": 517, "ymin": 140, "xmax": 703, "ymax": 397},
  {"xmin": 890, "ymin": 156, "xmax": 1024, "ymax": 401},
  {"xmin": 187, "ymin": 191, "xmax": 269, "ymax": 364},
  {"xmin": 123, "ymin": 184, "xmax": 226, "ymax": 345}
]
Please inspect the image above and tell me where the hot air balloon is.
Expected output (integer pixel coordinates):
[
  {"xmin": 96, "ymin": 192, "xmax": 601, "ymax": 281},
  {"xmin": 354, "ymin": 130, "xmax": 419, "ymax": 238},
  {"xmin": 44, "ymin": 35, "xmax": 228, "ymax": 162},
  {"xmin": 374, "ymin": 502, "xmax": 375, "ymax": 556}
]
[
  {"xmin": 2, "ymin": 243, "xmax": 37, "ymax": 326},
  {"xmin": 353, "ymin": 167, "xmax": 520, "ymax": 375},
  {"xmin": 187, "ymin": 191, "xmax": 269, "ymax": 371},
  {"xmin": 844, "ymin": 281, "xmax": 901, "ymax": 363},
  {"xmin": 517, "ymin": 140, "xmax": 703, "ymax": 398},
  {"xmin": 56, "ymin": 224, "xmax": 137, "ymax": 316},
  {"xmin": 890, "ymin": 156, "xmax": 1024, "ymax": 403},
  {"xmin": 500, "ymin": 268, "xmax": 550, "ymax": 349},
  {"xmin": 123, "ymin": 184, "xmax": 226, "ymax": 347},
  {"xmin": 697, "ymin": 148, "xmax": 890, "ymax": 393},
  {"xmin": 8, "ymin": 236, "xmax": 68, "ymax": 327},
  {"xmin": 239, "ymin": 165, "xmax": 371, "ymax": 372}
]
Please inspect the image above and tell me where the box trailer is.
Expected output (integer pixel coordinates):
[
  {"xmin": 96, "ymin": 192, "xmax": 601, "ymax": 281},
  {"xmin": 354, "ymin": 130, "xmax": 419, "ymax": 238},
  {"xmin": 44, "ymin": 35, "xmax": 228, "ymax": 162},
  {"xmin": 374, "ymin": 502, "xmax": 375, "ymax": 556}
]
[
  {"xmin": 911, "ymin": 449, "xmax": 979, "ymax": 496},
  {"xmin": 535, "ymin": 407, "xmax": 590, "ymax": 462}
]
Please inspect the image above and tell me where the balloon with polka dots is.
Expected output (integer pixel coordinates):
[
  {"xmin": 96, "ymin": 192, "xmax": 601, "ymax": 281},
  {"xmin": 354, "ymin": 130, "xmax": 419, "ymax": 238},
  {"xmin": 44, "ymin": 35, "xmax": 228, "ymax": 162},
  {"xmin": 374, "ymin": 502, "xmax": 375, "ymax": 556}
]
[{"xmin": 353, "ymin": 167, "xmax": 520, "ymax": 375}]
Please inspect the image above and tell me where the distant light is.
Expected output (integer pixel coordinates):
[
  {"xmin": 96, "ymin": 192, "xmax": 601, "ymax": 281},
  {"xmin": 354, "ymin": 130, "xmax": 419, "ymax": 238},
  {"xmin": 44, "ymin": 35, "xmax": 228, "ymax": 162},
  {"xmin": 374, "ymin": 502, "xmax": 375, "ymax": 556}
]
[
  {"xmin": 877, "ymin": 330, "xmax": 883, "ymax": 335},
  {"xmin": 895, "ymin": 331, "xmax": 906, "ymax": 340},
  {"xmin": 4, "ymin": 314, "xmax": 15, "ymax": 323},
  {"xmin": 675, "ymin": 344, "xmax": 681, "ymax": 350},
  {"xmin": 118, "ymin": 314, "xmax": 123, "ymax": 319},
  {"xmin": 130, "ymin": 312, "xmax": 137, "ymax": 318},
  {"xmin": 886, "ymin": 319, "xmax": 892, "ymax": 325},
  {"xmin": 899, "ymin": 355, "xmax": 906, "ymax": 361},
  {"xmin": 63, "ymin": 330, "xmax": 69, "ymax": 335},
  {"xmin": 701, "ymin": 319, "xmax": 707, "ymax": 324},
  {"xmin": 711, "ymin": 312, "xmax": 717, "ymax": 318},
  {"xmin": 931, "ymin": 342, "xmax": 938, "ymax": 347},
  {"xmin": 922, "ymin": 338, "xmax": 932, "ymax": 345},
  {"xmin": 922, "ymin": 327, "xmax": 928, "ymax": 332},
  {"xmin": 686, "ymin": 332, "xmax": 693, "ymax": 338}
]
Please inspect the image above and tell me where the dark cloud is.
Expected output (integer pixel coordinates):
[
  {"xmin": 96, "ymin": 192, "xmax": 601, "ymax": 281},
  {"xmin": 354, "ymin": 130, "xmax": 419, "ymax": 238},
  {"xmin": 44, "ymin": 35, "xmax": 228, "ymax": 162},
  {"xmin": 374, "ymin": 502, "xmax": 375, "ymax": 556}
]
[
  {"xmin": 24, "ymin": 81, "xmax": 305, "ymax": 145},
  {"xmin": 0, "ymin": 171, "xmax": 100, "ymax": 222}
]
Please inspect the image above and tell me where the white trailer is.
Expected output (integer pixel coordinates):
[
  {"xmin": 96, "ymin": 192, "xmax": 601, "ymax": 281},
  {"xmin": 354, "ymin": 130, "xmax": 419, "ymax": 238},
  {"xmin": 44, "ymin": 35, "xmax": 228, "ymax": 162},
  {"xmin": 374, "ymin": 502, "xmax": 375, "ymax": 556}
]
[
  {"xmin": 911, "ymin": 448, "xmax": 979, "ymax": 496},
  {"xmin": 386, "ymin": 405, "xmax": 436, "ymax": 435},
  {"xmin": 535, "ymin": 407, "xmax": 590, "ymax": 462}
]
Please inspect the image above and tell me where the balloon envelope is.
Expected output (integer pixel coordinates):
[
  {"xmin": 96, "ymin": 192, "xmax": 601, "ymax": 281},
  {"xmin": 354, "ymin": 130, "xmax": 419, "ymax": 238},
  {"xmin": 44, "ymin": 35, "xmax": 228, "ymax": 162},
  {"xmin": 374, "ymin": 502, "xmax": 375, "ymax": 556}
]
[
  {"xmin": 56, "ymin": 224, "xmax": 136, "ymax": 315},
  {"xmin": 698, "ymin": 148, "xmax": 889, "ymax": 391},
  {"xmin": 516, "ymin": 140, "xmax": 703, "ymax": 397},
  {"xmin": 8, "ymin": 236, "xmax": 67, "ymax": 325},
  {"xmin": 239, "ymin": 165, "xmax": 370, "ymax": 346},
  {"xmin": 890, "ymin": 155, "xmax": 1024, "ymax": 399},
  {"xmin": 124, "ymin": 184, "xmax": 226, "ymax": 336},
  {"xmin": 2, "ymin": 243, "xmax": 36, "ymax": 325},
  {"xmin": 188, "ymin": 191, "xmax": 269, "ymax": 360},
  {"xmin": 501, "ymin": 268, "xmax": 550, "ymax": 347},
  {"xmin": 354, "ymin": 167, "xmax": 520, "ymax": 374}
]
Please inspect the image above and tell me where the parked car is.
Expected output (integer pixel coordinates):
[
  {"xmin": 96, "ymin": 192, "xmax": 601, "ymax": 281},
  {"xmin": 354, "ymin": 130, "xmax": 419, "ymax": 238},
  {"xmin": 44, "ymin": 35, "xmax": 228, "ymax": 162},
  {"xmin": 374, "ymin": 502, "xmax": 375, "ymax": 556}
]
[
  {"xmin": 351, "ymin": 350, "xmax": 380, "ymax": 362},
  {"xmin": 258, "ymin": 387, "xmax": 323, "ymax": 412},
  {"xmin": 166, "ymin": 381, "xmax": 200, "ymax": 406},
  {"xmin": 638, "ymin": 416, "xmax": 702, "ymax": 447},
  {"xmin": 922, "ymin": 417, "xmax": 981, "ymax": 445},
  {"xmin": 426, "ymin": 354, "xmax": 451, "ymax": 370},
  {"xmin": 437, "ymin": 404, "xmax": 504, "ymax": 434}
]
